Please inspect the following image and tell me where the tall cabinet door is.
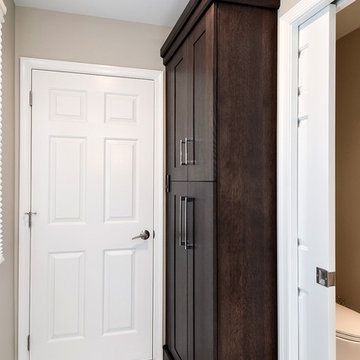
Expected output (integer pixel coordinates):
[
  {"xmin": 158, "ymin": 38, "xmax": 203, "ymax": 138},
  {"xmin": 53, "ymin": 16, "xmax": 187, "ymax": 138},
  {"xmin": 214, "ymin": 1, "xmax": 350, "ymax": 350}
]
[
  {"xmin": 166, "ymin": 182, "xmax": 193, "ymax": 360},
  {"xmin": 188, "ymin": 182, "xmax": 216, "ymax": 360},
  {"xmin": 187, "ymin": 6, "xmax": 215, "ymax": 182},
  {"xmin": 166, "ymin": 181, "xmax": 216, "ymax": 360},
  {"xmin": 166, "ymin": 43, "xmax": 189, "ymax": 181}
]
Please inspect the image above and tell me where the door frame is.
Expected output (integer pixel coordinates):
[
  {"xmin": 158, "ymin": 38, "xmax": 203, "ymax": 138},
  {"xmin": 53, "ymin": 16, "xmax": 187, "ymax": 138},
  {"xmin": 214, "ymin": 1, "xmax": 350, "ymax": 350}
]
[
  {"xmin": 18, "ymin": 57, "xmax": 164, "ymax": 360},
  {"xmin": 278, "ymin": 0, "xmax": 354, "ymax": 359}
]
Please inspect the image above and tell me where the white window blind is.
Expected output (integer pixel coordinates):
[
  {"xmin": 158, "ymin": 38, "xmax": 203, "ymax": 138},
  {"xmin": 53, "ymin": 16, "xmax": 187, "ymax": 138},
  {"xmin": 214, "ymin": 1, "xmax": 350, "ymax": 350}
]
[{"xmin": 0, "ymin": 0, "xmax": 7, "ymax": 264}]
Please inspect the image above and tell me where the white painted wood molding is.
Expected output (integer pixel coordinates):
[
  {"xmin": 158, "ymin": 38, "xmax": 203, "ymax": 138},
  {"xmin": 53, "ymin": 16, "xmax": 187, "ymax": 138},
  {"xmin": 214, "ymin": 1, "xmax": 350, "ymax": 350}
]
[
  {"xmin": 0, "ymin": 0, "xmax": 6, "ymax": 264},
  {"xmin": 278, "ymin": 0, "xmax": 332, "ymax": 358}
]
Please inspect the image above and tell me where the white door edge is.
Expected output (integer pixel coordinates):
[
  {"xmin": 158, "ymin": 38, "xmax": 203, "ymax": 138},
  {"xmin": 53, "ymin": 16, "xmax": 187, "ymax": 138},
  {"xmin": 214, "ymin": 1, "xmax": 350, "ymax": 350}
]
[
  {"xmin": 18, "ymin": 57, "xmax": 164, "ymax": 360},
  {"xmin": 278, "ymin": 1, "xmax": 334, "ymax": 360}
]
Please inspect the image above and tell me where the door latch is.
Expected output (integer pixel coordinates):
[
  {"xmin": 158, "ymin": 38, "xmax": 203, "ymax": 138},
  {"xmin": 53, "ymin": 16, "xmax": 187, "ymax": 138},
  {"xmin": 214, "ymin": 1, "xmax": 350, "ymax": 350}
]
[
  {"xmin": 166, "ymin": 175, "xmax": 170, "ymax": 193},
  {"xmin": 316, "ymin": 267, "xmax": 336, "ymax": 288}
]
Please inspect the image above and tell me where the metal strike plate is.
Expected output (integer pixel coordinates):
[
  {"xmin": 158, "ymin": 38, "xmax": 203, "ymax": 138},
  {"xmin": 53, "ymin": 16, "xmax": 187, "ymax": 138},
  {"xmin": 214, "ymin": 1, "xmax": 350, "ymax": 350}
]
[{"xmin": 316, "ymin": 267, "xmax": 336, "ymax": 288}]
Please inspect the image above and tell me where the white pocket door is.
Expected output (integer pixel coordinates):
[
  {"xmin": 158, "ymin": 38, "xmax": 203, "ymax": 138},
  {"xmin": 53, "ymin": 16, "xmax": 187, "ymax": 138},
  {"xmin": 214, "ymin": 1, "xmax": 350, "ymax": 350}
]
[
  {"xmin": 297, "ymin": 5, "xmax": 336, "ymax": 360},
  {"xmin": 30, "ymin": 70, "xmax": 155, "ymax": 360}
]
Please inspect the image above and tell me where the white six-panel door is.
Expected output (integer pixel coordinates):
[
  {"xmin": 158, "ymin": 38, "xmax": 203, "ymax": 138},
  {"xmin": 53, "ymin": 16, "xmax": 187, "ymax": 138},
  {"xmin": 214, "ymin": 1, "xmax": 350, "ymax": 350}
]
[
  {"xmin": 297, "ymin": 5, "xmax": 336, "ymax": 360},
  {"xmin": 30, "ymin": 70, "xmax": 154, "ymax": 360}
]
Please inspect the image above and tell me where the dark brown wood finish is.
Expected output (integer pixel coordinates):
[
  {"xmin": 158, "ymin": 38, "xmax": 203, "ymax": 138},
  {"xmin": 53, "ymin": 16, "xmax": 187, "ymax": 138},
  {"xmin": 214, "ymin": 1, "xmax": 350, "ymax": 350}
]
[
  {"xmin": 163, "ymin": 0, "xmax": 278, "ymax": 359},
  {"xmin": 216, "ymin": 3, "xmax": 277, "ymax": 359},
  {"xmin": 160, "ymin": 0, "xmax": 280, "ymax": 64},
  {"xmin": 188, "ymin": 182, "xmax": 216, "ymax": 360},
  {"xmin": 167, "ymin": 8, "xmax": 216, "ymax": 182},
  {"xmin": 166, "ymin": 182, "xmax": 188, "ymax": 360},
  {"xmin": 163, "ymin": 346, "xmax": 175, "ymax": 360},
  {"xmin": 187, "ymin": 7, "xmax": 216, "ymax": 181},
  {"xmin": 166, "ymin": 43, "xmax": 189, "ymax": 181},
  {"xmin": 166, "ymin": 182, "xmax": 216, "ymax": 360}
]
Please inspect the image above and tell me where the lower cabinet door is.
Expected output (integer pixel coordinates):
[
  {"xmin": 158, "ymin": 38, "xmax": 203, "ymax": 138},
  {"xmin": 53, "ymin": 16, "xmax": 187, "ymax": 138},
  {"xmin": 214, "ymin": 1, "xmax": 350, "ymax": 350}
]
[
  {"xmin": 166, "ymin": 182, "xmax": 216, "ymax": 360},
  {"xmin": 166, "ymin": 182, "xmax": 191, "ymax": 360},
  {"xmin": 188, "ymin": 182, "xmax": 216, "ymax": 360}
]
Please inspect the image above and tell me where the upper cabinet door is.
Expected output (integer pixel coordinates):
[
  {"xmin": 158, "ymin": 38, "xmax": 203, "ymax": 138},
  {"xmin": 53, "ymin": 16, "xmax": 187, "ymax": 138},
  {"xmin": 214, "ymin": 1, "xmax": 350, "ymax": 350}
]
[
  {"xmin": 187, "ymin": 6, "xmax": 215, "ymax": 182},
  {"xmin": 166, "ymin": 43, "xmax": 189, "ymax": 181}
]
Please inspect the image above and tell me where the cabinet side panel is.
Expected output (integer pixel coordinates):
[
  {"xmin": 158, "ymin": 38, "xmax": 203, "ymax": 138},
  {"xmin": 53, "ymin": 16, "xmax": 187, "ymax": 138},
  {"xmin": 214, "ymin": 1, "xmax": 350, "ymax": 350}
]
[{"xmin": 216, "ymin": 4, "xmax": 277, "ymax": 359}]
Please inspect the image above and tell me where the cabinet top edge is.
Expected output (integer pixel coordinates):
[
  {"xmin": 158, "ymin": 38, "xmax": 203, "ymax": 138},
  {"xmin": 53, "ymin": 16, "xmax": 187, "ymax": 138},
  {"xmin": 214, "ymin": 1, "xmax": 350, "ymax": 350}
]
[{"xmin": 160, "ymin": 0, "xmax": 280, "ymax": 61}]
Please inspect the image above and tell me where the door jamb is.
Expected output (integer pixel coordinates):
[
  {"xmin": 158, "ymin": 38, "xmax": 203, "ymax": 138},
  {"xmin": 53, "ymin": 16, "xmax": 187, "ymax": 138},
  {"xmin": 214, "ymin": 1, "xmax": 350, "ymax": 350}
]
[
  {"xmin": 18, "ymin": 57, "xmax": 165, "ymax": 360},
  {"xmin": 278, "ymin": 1, "xmax": 332, "ymax": 359}
]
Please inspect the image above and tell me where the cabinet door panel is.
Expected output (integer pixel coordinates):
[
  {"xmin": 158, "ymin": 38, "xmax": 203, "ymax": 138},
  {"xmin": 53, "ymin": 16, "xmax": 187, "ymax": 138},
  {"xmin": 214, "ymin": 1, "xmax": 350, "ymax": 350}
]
[
  {"xmin": 166, "ymin": 182, "xmax": 190, "ymax": 360},
  {"xmin": 166, "ymin": 181, "xmax": 216, "ymax": 360},
  {"xmin": 188, "ymin": 7, "xmax": 215, "ymax": 181},
  {"xmin": 188, "ymin": 182, "xmax": 216, "ymax": 360},
  {"xmin": 166, "ymin": 44, "xmax": 189, "ymax": 181}
]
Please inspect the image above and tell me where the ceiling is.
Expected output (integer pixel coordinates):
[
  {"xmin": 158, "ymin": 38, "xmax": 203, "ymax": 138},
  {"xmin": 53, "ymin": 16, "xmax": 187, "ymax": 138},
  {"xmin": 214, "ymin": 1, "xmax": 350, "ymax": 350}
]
[
  {"xmin": 13, "ymin": 0, "xmax": 189, "ymax": 27},
  {"xmin": 337, "ymin": 0, "xmax": 360, "ymax": 39}
]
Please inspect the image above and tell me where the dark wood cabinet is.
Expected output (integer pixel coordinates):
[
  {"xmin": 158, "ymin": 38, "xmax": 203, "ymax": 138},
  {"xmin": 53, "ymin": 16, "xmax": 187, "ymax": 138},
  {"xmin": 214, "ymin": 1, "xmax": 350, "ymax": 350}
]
[
  {"xmin": 166, "ymin": 182, "xmax": 190, "ymax": 360},
  {"xmin": 166, "ymin": 9, "xmax": 215, "ymax": 182},
  {"xmin": 166, "ymin": 44, "xmax": 188, "ymax": 182},
  {"xmin": 162, "ymin": 0, "xmax": 279, "ymax": 359},
  {"xmin": 187, "ymin": 11, "xmax": 215, "ymax": 182},
  {"xmin": 166, "ymin": 182, "xmax": 216, "ymax": 360}
]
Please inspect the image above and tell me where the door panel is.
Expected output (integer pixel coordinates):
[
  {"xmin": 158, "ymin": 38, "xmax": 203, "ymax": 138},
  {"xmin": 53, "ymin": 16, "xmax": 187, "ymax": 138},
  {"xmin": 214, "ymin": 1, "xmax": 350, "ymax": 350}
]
[
  {"xmin": 188, "ymin": 182, "xmax": 216, "ymax": 360},
  {"xmin": 30, "ymin": 70, "xmax": 154, "ymax": 360},
  {"xmin": 167, "ymin": 44, "xmax": 189, "ymax": 181},
  {"xmin": 175, "ymin": 191, "xmax": 192, "ymax": 360},
  {"xmin": 166, "ymin": 7, "xmax": 215, "ymax": 183},
  {"xmin": 166, "ymin": 182, "xmax": 215, "ymax": 360},
  {"xmin": 188, "ymin": 7, "xmax": 215, "ymax": 182},
  {"xmin": 166, "ymin": 182, "xmax": 189, "ymax": 360},
  {"xmin": 297, "ymin": 5, "xmax": 336, "ymax": 360}
]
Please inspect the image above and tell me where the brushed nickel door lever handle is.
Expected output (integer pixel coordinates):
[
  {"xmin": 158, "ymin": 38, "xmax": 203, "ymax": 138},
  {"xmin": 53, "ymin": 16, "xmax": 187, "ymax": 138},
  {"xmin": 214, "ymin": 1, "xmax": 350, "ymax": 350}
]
[{"xmin": 132, "ymin": 230, "xmax": 150, "ymax": 241}]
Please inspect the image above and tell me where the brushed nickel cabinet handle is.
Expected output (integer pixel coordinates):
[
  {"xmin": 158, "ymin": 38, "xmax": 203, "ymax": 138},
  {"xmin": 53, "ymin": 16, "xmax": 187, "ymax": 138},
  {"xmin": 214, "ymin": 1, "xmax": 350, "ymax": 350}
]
[
  {"xmin": 179, "ymin": 196, "xmax": 186, "ymax": 246},
  {"xmin": 184, "ymin": 197, "xmax": 194, "ymax": 250},
  {"xmin": 185, "ymin": 138, "xmax": 195, "ymax": 165},
  {"xmin": 180, "ymin": 139, "xmax": 186, "ymax": 166}
]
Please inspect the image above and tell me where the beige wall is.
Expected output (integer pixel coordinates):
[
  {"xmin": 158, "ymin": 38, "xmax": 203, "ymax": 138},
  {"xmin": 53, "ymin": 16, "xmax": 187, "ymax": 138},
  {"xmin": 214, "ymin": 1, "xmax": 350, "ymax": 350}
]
[
  {"xmin": 336, "ymin": 27, "xmax": 360, "ymax": 313},
  {"xmin": 15, "ymin": 7, "xmax": 170, "ymax": 70},
  {"xmin": 0, "ymin": 0, "xmax": 15, "ymax": 360}
]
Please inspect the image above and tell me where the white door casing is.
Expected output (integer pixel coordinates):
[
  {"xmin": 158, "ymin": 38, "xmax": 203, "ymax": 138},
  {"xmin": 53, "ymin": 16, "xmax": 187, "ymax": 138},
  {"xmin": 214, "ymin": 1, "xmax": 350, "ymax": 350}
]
[
  {"xmin": 297, "ymin": 5, "xmax": 336, "ymax": 360},
  {"xmin": 278, "ymin": 0, "xmax": 339, "ymax": 358},
  {"xmin": 18, "ymin": 59, "xmax": 164, "ymax": 360}
]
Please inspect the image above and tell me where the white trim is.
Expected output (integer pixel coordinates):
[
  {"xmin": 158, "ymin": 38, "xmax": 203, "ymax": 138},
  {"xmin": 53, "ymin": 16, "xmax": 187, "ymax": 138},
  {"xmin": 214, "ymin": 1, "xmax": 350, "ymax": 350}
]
[
  {"xmin": 278, "ymin": 1, "xmax": 333, "ymax": 359},
  {"xmin": 0, "ymin": 0, "xmax": 6, "ymax": 265},
  {"xmin": 18, "ymin": 57, "xmax": 164, "ymax": 360},
  {"xmin": 153, "ymin": 69, "xmax": 165, "ymax": 360}
]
